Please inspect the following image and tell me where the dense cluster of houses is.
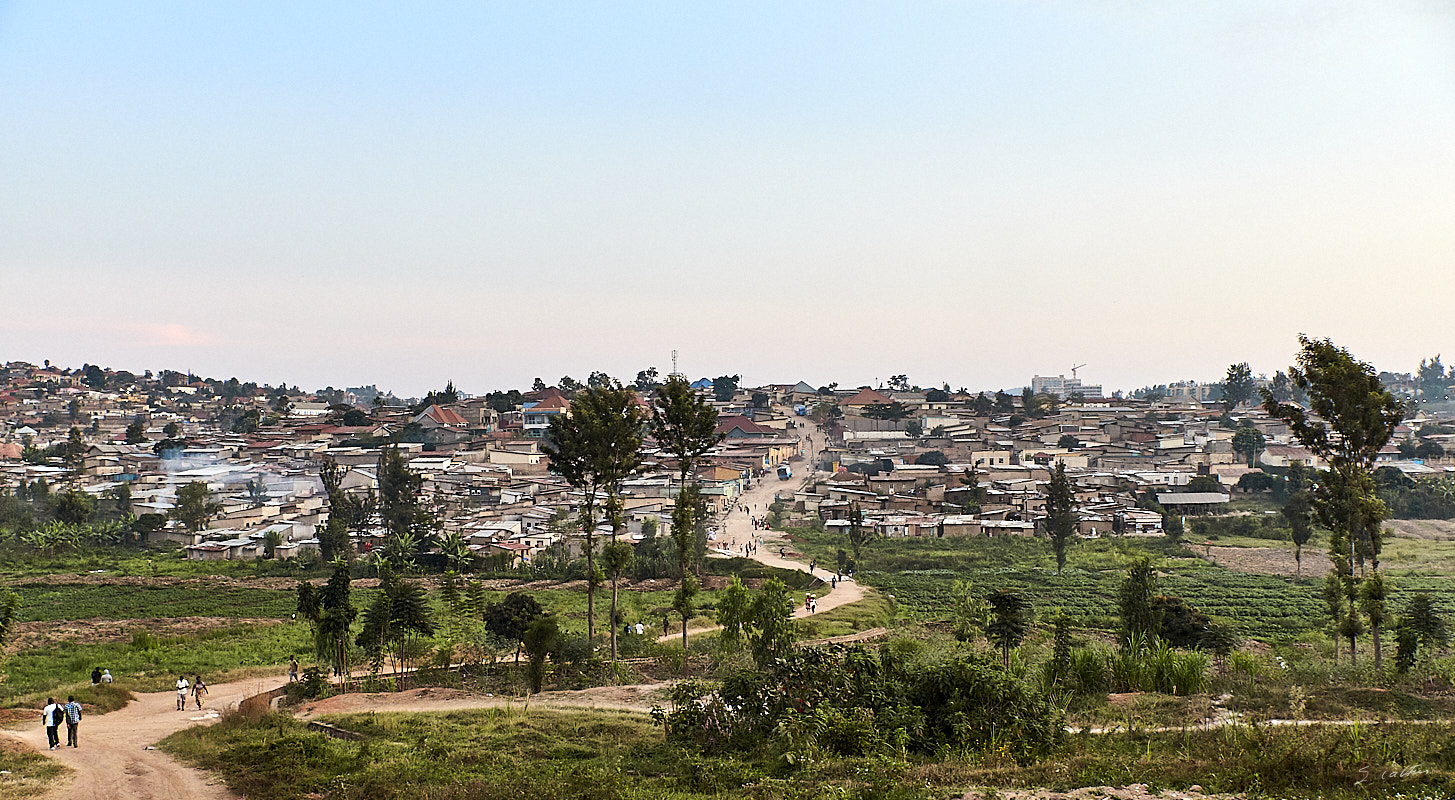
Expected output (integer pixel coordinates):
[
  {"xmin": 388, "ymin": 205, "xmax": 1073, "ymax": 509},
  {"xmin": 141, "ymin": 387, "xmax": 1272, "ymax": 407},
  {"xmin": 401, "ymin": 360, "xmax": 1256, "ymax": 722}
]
[
  {"xmin": 0, "ymin": 363, "xmax": 806, "ymax": 563},
  {"xmin": 2, "ymin": 361, "xmax": 1450, "ymax": 564}
]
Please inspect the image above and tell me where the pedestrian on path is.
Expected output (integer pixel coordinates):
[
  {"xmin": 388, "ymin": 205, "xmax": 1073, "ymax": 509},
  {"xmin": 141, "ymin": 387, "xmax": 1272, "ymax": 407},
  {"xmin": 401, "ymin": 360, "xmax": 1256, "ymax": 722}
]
[
  {"xmin": 63, "ymin": 695, "xmax": 82, "ymax": 747},
  {"xmin": 175, "ymin": 675, "xmax": 190, "ymax": 711},
  {"xmin": 192, "ymin": 675, "xmax": 208, "ymax": 710},
  {"xmin": 42, "ymin": 698, "xmax": 62, "ymax": 750},
  {"xmin": 288, "ymin": 656, "xmax": 299, "ymax": 682}
]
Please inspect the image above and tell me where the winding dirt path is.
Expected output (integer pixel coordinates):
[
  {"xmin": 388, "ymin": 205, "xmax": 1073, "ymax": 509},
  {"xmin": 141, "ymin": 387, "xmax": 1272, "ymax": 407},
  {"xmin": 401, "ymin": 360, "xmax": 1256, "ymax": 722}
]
[
  {"xmin": 660, "ymin": 425, "xmax": 868, "ymax": 642},
  {"xmin": 3, "ymin": 676, "xmax": 284, "ymax": 800}
]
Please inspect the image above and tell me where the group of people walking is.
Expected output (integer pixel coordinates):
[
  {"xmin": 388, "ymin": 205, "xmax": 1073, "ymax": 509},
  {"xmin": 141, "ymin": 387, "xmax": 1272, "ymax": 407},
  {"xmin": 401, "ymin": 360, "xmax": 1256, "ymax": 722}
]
[
  {"xmin": 40, "ymin": 696, "xmax": 82, "ymax": 749},
  {"xmin": 177, "ymin": 674, "xmax": 208, "ymax": 710}
]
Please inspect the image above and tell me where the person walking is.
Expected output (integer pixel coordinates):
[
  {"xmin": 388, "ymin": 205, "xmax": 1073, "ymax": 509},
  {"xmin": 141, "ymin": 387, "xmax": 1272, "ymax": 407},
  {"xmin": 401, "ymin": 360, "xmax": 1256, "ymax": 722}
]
[
  {"xmin": 63, "ymin": 695, "xmax": 82, "ymax": 747},
  {"xmin": 192, "ymin": 675, "xmax": 208, "ymax": 710},
  {"xmin": 175, "ymin": 675, "xmax": 190, "ymax": 711},
  {"xmin": 288, "ymin": 656, "xmax": 299, "ymax": 682},
  {"xmin": 41, "ymin": 698, "xmax": 62, "ymax": 750}
]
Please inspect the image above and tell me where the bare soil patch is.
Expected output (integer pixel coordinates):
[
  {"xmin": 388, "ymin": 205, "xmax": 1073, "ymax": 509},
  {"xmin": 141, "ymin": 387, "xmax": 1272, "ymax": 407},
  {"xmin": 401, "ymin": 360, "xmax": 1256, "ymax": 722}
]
[
  {"xmin": 1198, "ymin": 545, "xmax": 1330, "ymax": 579},
  {"xmin": 6, "ymin": 617, "xmax": 282, "ymax": 652},
  {"xmin": 296, "ymin": 682, "xmax": 671, "ymax": 718},
  {"xmin": 1386, "ymin": 519, "xmax": 1455, "ymax": 540}
]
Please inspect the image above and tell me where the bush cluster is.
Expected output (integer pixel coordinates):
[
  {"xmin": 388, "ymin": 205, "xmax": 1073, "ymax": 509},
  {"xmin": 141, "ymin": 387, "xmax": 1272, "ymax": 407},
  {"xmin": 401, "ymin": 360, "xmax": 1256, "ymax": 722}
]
[{"xmin": 654, "ymin": 643, "xmax": 1064, "ymax": 765}]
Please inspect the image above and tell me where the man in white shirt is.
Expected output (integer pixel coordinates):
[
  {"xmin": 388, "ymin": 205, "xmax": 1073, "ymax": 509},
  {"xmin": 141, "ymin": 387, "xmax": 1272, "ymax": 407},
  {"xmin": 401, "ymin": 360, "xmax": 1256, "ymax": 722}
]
[
  {"xmin": 175, "ymin": 676, "xmax": 190, "ymax": 711},
  {"xmin": 41, "ymin": 698, "xmax": 62, "ymax": 750},
  {"xmin": 100, "ymin": 669, "xmax": 113, "ymax": 684}
]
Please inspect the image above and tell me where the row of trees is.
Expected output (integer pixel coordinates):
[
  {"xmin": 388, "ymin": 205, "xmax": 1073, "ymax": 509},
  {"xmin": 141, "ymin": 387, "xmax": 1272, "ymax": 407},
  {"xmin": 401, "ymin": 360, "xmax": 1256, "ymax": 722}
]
[{"xmin": 542, "ymin": 375, "xmax": 724, "ymax": 662}]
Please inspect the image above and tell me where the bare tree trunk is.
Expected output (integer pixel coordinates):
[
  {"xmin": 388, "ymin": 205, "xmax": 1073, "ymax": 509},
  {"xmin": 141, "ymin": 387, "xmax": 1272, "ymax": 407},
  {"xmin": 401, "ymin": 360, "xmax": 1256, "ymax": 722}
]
[
  {"xmin": 583, "ymin": 490, "xmax": 597, "ymax": 648},
  {"xmin": 1372, "ymin": 621, "xmax": 1381, "ymax": 670},
  {"xmin": 609, "ymin": 574, "xmax": 619, "ymax": 664}
]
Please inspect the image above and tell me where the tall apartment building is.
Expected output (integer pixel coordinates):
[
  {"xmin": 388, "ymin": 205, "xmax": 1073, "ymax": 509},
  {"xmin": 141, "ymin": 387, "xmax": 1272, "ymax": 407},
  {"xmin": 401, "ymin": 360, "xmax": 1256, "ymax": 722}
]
[{"xmin": 1030, "ymin": 374, "xmax": 1103, "ymax": 399}]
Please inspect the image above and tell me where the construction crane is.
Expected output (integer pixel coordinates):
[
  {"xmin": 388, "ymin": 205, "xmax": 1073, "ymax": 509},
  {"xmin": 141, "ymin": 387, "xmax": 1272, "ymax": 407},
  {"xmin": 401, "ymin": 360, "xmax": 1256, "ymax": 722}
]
[{"xmin": 1071, "ymin": 363, "xmax": 1087, "ymax": 380}]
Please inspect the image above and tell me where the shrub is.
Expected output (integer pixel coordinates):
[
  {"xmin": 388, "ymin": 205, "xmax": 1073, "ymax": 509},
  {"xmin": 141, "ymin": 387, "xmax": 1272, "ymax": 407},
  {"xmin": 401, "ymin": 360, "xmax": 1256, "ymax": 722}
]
[
  {"xmin": 658, "ymin": 645, "xmax": 1064, "ymax": 765},
  {"xmin": 1069, "ymin": 648, "xmax": 1109, "ymax": 696}
]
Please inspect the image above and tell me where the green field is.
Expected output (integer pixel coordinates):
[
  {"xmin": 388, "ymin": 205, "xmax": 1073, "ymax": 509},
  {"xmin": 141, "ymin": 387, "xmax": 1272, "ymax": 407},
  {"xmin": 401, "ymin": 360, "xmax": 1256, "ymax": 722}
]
[
  {"xmin": 783, "ymin": 526, "xmax": 1455, "ymax": 642},
  {"xmin": 160, "ymin": 704, "xmax": 1455, "ymax": 800},
  {"xmin": 11, "ymin": 582, "xmax": 302, "ymax": 621}
]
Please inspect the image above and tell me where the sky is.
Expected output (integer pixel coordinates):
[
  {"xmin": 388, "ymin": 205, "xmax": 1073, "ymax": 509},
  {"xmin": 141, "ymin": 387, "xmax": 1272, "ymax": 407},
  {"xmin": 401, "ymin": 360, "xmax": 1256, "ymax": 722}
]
[{"xmin": 2, "ymin": 1, "xmax": 1453, "ymax": 397}]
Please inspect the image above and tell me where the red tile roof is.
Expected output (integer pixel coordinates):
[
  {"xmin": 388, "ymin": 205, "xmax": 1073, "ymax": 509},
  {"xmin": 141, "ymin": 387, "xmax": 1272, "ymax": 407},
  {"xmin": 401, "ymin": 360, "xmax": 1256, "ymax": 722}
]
[
  {"xmin": 715, "ymin": 415, "xmax": 773, "ymax": 436},
  {"xmin": 842, "ymin": 388, "xmax": 893, "ymax": 406},
  {"xmin": 421, "ymin": 404, "xmax": 470, "ymax": 427}
]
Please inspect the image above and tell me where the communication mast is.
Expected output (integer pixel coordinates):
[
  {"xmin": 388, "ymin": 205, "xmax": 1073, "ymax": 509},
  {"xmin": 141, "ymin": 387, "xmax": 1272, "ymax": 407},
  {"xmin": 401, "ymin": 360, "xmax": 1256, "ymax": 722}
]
[{"xmin": 670, "ymin": 350, "xmax": 683, "ymax": 380}]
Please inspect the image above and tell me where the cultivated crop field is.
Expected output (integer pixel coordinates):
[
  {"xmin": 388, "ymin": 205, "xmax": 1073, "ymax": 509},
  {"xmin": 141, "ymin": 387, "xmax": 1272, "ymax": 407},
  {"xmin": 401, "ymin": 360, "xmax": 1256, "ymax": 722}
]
[{"xmin": 783, "ymin": 525, "xmax": 1455, "ymax": 641}]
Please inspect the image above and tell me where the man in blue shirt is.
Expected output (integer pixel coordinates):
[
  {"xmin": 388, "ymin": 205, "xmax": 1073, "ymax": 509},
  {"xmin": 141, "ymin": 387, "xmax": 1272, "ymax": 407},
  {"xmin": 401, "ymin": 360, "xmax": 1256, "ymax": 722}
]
[{"xmin": 63, "ymin": 695, "xmax": 83, "ymax": 747}]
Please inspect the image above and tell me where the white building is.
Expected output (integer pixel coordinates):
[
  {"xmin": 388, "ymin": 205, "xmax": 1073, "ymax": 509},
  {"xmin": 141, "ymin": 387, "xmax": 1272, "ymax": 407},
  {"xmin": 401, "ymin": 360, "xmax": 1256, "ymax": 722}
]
[{"xmin": 1030, "ymin": 375, "xmax": 1103, "ymax": 399}]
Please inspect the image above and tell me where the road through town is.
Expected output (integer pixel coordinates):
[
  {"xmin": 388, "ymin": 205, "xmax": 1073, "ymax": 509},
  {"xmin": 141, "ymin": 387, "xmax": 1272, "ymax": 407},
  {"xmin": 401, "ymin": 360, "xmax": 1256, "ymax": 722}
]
[{"xmin": 661, "ymin": 421, "xmax": 867, "ymax": 641}]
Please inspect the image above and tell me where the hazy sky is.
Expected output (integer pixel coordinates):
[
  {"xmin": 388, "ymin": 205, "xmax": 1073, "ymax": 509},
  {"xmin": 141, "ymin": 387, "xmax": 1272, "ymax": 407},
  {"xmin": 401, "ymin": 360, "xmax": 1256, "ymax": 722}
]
[{"xmin": 3, "ymin": 2, "xmax": 1453, "ymax": 397}]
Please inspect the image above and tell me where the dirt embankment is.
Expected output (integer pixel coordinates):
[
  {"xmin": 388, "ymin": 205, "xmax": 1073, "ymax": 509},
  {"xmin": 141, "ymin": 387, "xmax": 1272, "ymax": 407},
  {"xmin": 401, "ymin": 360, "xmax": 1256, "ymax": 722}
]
[
  {"xmin": 296, "ymin": 682, "xmax": 671, "ymax": 718},
  {"xmin": 7, "ymin": 617, "xmax": 283, "ymax": 652}
]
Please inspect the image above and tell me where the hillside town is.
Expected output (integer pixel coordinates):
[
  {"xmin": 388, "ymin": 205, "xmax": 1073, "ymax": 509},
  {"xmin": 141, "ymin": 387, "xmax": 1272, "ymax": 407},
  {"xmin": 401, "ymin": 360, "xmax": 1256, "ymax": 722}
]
[{"xmin": 4, "ymin": 359, "xmax": 1451, "ymax": 566}]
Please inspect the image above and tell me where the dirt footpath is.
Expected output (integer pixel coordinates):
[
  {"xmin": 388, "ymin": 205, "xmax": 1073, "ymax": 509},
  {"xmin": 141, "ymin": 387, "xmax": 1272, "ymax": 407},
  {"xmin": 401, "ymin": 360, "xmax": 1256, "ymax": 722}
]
[
  {"xmin": 4, "ymin": 677, "xmax": 282, "ymax": 800},
  {"xmin": 296, "ymin": 682, "xmax": 671, "ymax": 718}
]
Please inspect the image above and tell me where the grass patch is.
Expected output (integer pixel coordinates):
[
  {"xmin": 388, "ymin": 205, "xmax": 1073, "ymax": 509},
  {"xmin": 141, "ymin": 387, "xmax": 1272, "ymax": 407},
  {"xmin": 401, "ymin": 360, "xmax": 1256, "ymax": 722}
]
[
  {"xmin": 0, "ymin": 545, "xmax": 329, "ymax": 581},
  {"xmin": 1, "ymin": 622, "xmax": 313, "ymax": 704},
  {"xmin": 0, "ymin": 737, "xmax": 70, "ymax": 798},
  {"xmin": 946, "ymin": 722, "xmax": 1455, "ymax": 797},
  {"xmin": 794, "ymin": 592, "xmax": 895, "ymax": 640},
  {"xmin": 161, "ymin": 706, "xmax": 1455, "ymax": 799},
  {"xmin": 161, "ymin": 707, "xmax": 792, "ymax": 800}
]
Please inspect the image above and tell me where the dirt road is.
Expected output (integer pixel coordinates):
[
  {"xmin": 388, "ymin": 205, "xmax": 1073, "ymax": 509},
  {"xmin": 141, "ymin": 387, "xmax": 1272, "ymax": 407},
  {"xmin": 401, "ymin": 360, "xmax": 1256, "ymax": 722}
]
[
  {"xmin": 661, "ymin": 425, "xmax": 867, "ymax": 641},
  {"xmin": 4, "ymin": 676, "xmax": 283, "ymax": 800}
]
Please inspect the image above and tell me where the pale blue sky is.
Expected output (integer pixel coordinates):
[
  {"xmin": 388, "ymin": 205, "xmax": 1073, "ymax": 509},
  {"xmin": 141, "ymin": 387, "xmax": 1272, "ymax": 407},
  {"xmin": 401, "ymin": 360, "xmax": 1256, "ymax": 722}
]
[{"xmin": 2, "ymin": 2, "xmax": 1452, "ymax": 395}]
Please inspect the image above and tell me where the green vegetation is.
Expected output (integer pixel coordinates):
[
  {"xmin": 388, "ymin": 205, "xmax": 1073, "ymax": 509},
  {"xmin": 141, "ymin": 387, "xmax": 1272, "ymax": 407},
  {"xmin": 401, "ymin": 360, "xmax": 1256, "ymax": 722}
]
[
  {"xmin": 3, "ymin": 621, "xmax": 312, "ymax": 702},
  {"xmin": 162, "ymin": 696, "xmax": 1455, "ymax": 800},
  {"xmin": 11, "ymin": 582, "xmax": 300, "ymax": 621},
  {"xmin": 784, "ymin": 526, "xmax": 1339, "ymax": 639},
  {"xmin": 0, "ymin": 737, "xmax": 70, "ymax": 799}
]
